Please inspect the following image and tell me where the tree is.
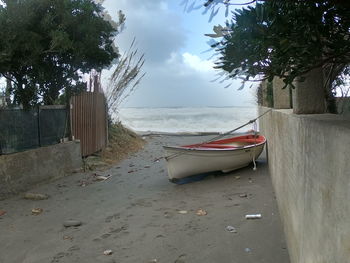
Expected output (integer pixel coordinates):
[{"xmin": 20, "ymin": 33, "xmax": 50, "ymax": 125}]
[
  {"xmin": 185, "ymin": 0, "xmax": 350, "ymax": 113},
  {"xmin": 0, "ymin": 0, "xmax": 119, "ymax": 108}
]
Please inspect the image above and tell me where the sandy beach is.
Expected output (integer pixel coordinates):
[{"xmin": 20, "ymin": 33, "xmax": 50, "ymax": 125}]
[{"xmin": 0, "ymin": 135, "xmax": 289, "ymax": 263}]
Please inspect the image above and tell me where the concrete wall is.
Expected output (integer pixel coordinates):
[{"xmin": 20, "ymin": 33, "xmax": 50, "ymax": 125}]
[
  {"xmin": 0, "ymin": 141, "xmax": 82, "ymax": 199},
  {"xmin": 259, "ymin": 107, "xmax": 350, "ymax": 263},
  {"xmin": 337, "ymin": 97, "xmax": 350, "ymax": 115},
  {"xmin": 293, "ymin": 68, "xmax": 325, "ymax": 114},
  {"xmin": 272, "ymin": 77, "xmax": 291, "ymax": 109}
]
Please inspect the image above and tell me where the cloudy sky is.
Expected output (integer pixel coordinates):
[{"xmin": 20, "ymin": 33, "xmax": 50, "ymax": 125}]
[{"xmin": 102, "ymin": 0, "xmax": 257, "ymax": 108}]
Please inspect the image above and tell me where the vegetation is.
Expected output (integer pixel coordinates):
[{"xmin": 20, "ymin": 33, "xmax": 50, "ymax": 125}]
[
  {"xmin": 83, "ymin": 122, "xmax": 144, "ymax": 170},
  {"xmin": 105, "ymin": 38, "xmax": 146, "ymax": 118},
  {"xmin": 101, "ymin": 122, "xmax": 144, "ymax": 166},
  {"xmin": 0, "ymin": 0, "xmax": 119, "ymax": 108},
  {"xmin": 185, "ymin": 0, "xmax": 350, "ymax": 112}
]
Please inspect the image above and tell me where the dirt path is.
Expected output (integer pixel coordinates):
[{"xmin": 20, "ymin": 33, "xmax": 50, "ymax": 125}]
[{"xmin": 0, "ymin": 135, "xmax": 289, "ymax": 263}]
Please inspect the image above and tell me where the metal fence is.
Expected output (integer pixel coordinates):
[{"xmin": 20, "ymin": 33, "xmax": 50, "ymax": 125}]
[
  {"xmin": 70, "ymin": 92, "xmax": 107, "ymax": 157},
  {"xmin": 0, "ymin": 105, "xmax": 68, "ymax": 154}
]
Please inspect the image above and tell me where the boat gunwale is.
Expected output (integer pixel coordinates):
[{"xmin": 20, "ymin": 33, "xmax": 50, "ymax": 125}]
[{"xmin": 163, "ymin": 138, "xmax": 266, "ymax": 152}]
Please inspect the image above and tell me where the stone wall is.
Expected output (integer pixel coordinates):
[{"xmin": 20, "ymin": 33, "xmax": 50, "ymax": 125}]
[
  {"xmin": 0, "ymin": 141, "xmax": 82, "ymax": 199},
  {"xmin": 259, "ymin": 107, "xmax": 350, "ymax": 263}
]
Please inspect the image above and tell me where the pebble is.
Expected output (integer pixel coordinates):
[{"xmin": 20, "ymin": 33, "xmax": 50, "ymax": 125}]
[{"xmin": 63, "ymin": 220, "xmax": 82, "ymax": 227}]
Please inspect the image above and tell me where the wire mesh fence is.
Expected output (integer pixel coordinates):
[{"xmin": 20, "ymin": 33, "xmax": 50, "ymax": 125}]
[{"xmin": 0, "ymin": 106, "xmax": 68, "ymax": 155}]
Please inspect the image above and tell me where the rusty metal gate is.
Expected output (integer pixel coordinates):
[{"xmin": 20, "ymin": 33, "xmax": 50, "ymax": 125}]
[{"xmin": 70, "ymin": 92, "xmax": 108, "ymax": 157}]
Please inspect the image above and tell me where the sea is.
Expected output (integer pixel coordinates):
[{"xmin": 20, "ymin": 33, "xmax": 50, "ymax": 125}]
[{"xmin": 117, "ymin": 106, "xmax": 258, "ymax": 134}]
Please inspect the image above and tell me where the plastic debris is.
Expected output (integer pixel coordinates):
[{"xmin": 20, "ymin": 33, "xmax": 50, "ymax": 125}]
[
  {"xmin": 63, "ymin": 235, "xmax": 73, "ymax": 240},
  {"xmin": 239, "ymin": 193, "xmax": 248, "ymax": 198},
  {"xmin": 95, "ymin": 175, "xmax": 112, "ymax": 181},
  {"xmin": 196, "ymin": 209, "xmax": 207, "ymax": 216},
  {"xmin": 103, "ymin": 249, "xmax": 113, "ymax": 255},
  {"xmin": 178, "ymin": 210, "xmax": 188, "ymax": 214},
  {"xmin": 31, "ymin": 208, "xmax": 43, "ymax": 215},
  {"xmin": 153, "ymin": 157, "xmax": 162, "ymax": 162},
  {"xmin": 245, "ymin": 214, "xmax": 262, "ymax": 219},
  {"xmin": 245, "ymin": 248, "xmax": 251, "ymax": 253},
  {"xmin": 235, "ymin": 176, "xmax": 240, "ymax": 180},
  {"xmin": 0, "ymin": 210, "xmax": 6, "ymax": 217},
  {"xmin": 24, "ymin": 193, "xmax": 49, "ymax": 200},
  {"xmin": 63, "ymin": 220, "xmax": 82, "ymax": 227},
  {"xmin": 149, "ymin": 259, "xmax": 157, "ymax": 263},
  {"xmin": 226, "ymin": 226, "xmax": 237, "ymax": 233},
  {"xmin": 78, "ymin": 180, "xmax": 89, "ymax": 187}
]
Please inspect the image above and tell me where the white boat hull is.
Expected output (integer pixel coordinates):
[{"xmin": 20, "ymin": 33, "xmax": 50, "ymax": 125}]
[{"xmin": 163, "ymin": 142, "xmax": 265, "ymax": 181}]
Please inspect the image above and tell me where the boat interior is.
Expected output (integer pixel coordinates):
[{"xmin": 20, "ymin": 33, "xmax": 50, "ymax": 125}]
[{"xmin": 183, "ymin": 135, "xmax": 265, "ymax": 149}]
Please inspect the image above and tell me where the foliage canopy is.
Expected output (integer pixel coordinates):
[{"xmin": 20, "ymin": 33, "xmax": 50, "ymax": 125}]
[
  {"xmin": 210, "ymin": 0, "xmax": 350, "ymax": 88},
  {"xmin": 0, "ymin": 0, "xmax": 119, "ymax": 108}
]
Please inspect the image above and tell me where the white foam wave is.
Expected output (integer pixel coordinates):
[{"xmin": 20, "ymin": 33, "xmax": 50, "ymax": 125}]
[{"xmin": 117, "ymin": 107, "xmax": 258, "ymax": 133}]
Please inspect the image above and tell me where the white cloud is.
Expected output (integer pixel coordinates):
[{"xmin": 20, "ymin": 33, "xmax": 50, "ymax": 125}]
[
  {"xmin": 182, "ymin": 52, "xmax": 215, "ymax": 72},
  {"xmin": 104, "ymin": 0, "xmax": 186, "ymax": 64},
  {"xmin": 102, "ymin": 0, "xmax": 256, "ymax": 108}
]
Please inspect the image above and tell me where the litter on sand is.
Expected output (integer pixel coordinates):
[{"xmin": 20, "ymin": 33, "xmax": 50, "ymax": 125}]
[
  {"xmin": 103, "ymin": 249, "xmax": 113, "ymax": 255},
  {"xmin": 178, "ymin": 210, "xmax": 188, "ymax": 214},
  {"xmin": 226, "ymin": 226, "xmax": 237, "ymax": 233},
  {"xmin": 0, "ymin": 210, "xmax": 6, "ymax": 217},
  {"xmin": 196, "ymin": 209, "xmax": 207, "ymax": 216},
  {"xmin": 245, "ymin": 214, "xmax": 262, "ymax": 219},
  {"xmin": 31, "ymin": 208, "xmax": 43, "ymax": 215},
  {"xmin": 95, "ymin": 175, "xmax": 112, "ymax": 181},
  {"xmin": 24, "ymin": 193, "xmax": 49, "ymax": 200}
]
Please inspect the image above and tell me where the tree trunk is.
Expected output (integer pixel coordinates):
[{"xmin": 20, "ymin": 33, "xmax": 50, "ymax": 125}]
[{"xmin": 5, "ymin": 79, "xmax": 12, "ymax": 106}]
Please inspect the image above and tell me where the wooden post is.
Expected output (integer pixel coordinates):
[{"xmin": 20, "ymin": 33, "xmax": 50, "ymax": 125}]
[{"xmin": 37, "ymin": 106, "xmax": 41, "ymax": 147}]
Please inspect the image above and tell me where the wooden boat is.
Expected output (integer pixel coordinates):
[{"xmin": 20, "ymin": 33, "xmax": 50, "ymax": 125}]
[{"xmin": 163, "ymin": 134, "xmax": 266, "ymax": 182}]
